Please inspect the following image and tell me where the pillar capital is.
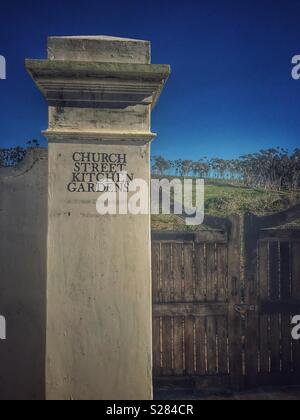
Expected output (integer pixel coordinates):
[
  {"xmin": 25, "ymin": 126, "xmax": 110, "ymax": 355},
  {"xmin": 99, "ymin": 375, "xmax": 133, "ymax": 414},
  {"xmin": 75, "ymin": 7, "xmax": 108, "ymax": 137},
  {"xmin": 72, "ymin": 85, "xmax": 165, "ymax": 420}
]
[{"xmin": 26, "ymin": 36, "xmax": 170, "ymax": 146}]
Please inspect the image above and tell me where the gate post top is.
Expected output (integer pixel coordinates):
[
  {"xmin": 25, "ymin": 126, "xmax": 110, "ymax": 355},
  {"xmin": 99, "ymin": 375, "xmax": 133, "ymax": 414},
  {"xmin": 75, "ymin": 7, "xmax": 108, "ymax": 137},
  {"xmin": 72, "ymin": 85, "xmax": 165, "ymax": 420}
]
[
  {"xmin": 47, "ymin": 35, "xmax": 151, "ymax": 64},
  {"xmin": 25, "ymin": 36, "xmax": 170, "ymax": 146}
]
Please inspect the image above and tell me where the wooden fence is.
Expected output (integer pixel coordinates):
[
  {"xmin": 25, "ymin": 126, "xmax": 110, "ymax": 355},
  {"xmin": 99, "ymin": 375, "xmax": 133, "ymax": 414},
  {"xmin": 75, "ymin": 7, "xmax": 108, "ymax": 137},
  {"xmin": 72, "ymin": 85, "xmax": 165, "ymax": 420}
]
[{"xmin": 152, "ymin": 205, "xmax": 300, "ymax": 390}]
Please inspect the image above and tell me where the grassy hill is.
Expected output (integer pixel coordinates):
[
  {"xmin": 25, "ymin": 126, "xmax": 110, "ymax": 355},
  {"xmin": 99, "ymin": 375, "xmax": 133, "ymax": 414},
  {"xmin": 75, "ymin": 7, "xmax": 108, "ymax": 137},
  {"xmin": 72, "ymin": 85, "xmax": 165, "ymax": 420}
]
[{"xmin": 151, "ymin": 177, "xmax": 300, "ymax": 231}]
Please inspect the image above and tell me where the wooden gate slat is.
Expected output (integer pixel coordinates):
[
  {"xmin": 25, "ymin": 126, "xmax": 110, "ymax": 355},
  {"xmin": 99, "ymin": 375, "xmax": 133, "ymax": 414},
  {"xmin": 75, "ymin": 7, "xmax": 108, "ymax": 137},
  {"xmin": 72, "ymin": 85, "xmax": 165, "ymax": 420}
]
[
  {"xmin": 281, "ymin": 313, "xmax": 292, "ymax": 374},
  {"xmin": 292, "ymin": 242, "xmax": 300, "ymax": 299},
  {"xmin": 184, "ymin": 316, "xmax": 195, "ymax": 375},
  {"xmin": 206, "ymin": 244, "xmax": 217, "ymax": 302},
  {"xmin": 280, "ymin": 242, "xmax": 291, "ymax": 300},
  {"xmin": 161, "ymin": 243, "xmax": 172, "ymax": 303},
  {"xmin": 152, "ymin": 243, "xmax": 161, "ymax": 304},
  {"xmin": 173, "ymin": 317, "xmax": 184, "ymax": 375},
  {"xmin": 161, "ymin": 317, "xmax": 173, "ymax": 375},
  {"xmin": 268, "ymin": 242, "xmax": 281, "ymax": 374},
  {"xmin": 217, "ymin": 316, "xmax": 229, "ymax": 375},
  {"xmin": 259, "ymin": 242, "xmax": 269, "ymax": 374},
  {"xmin": 259, "ymin": 241, "xmax": 269, "ymax": 300},
  {"xmin": 194, "ymin": 243, "xmax": 206, "ymax": 301},
  {"xmin": 280, "ymin": 242, "xmax": 292, "ymax": 374},
  {"xmin": 172, "ymin": 243, "xmax": 183, "ymax": 302},
  {"xmin": 228, "ymin": 215, "xmax": 243, "ymax": 389},
  {"xmin": 183, "ymin": 244, "xmax": 194, "ymax": 302},
  {"xmin": 206, "ymin": 317, "xmax": 217, "ymax": 375},
  {"xmin": 259, "ymin": 315, "xmax": 270, "ymax": 374},
  {"xmin": 195, "ymin": 317, "xmax": 206, "ymax": 375},
  {"xmin": 153, "ymin": 317, "xmax": 161, "ymax": 377},
  {"xmin": 216, "ymin": 244, "xmax": 228, "ymax": 302},
  {"xmin": 269, "ymin": 313, "xmax": 281, "ymax": 373},
  {"xmin": 269, "ymin": 242, "xmax": 280, "ymax": 301},
  {"xmin": 292, "ymin": 242, "xmax": 300, "ymax": 375}
]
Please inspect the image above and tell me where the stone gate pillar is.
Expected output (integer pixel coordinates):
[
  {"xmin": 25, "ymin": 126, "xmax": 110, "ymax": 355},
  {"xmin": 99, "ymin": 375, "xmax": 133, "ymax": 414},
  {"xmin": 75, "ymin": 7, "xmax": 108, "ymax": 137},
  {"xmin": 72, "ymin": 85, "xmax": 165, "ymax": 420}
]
[{"xmin": 26, "ymin": 36, "xmax": 170, "ymax": 400}]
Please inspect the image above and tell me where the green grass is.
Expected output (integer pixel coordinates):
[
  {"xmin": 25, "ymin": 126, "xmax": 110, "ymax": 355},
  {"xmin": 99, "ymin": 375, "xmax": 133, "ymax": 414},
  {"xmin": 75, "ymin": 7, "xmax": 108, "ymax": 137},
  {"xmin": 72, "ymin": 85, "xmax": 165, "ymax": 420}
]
[{"xmin": 151, "ymin": 177, "xmax": 300, "ymax": 231}]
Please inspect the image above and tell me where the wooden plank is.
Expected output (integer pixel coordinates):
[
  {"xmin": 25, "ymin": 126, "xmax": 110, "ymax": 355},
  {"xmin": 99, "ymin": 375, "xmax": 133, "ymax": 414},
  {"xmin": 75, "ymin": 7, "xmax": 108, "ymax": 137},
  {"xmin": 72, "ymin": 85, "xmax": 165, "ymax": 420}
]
[
  {"xmin": 269, "ymin": 241, "xmax": 280, "ymax": 301},
  {"xmin": 153, "ymin": 317, "xmax": 161, "ymax": 377},
  {"xmin": 243, "ymin": 213, "xmax": 259, "ymax": 389},
  {"xmin": 152, "ymin": 242, "xmax": 161, "ymax": 304},
  {"xmin": 228, "ymin": 215, "xmax": 243, "ymax": 390},
  {"xmin": 195, "ymin": 230, "xmax": 227, "ymax": 243},
  {"xmin": 173, "ymin": 317, "xmax": 184, "ymax": 375},
  {"xmin": 292, "ymin": 242, "xmax": 300, "ymax": 299},
  {"xmin": 206, "ymin": 317, "xmax": 217, "ymax": 375},
  {"xmin": 260, "ymin": 229, "xmax": 300, "ymax": 242},
  {"xmin": 206, "ymin": 243, "xmax": 217, "ymax": 302},
  {"xmin": 152, "ymin": 230, "xmax": 227, "ymax": 244},
  {"xmin": 280, "ymin": 242, "xmax": 291, "ymax": 301},
  {"xmin": 154, "ymin": 375, "xmax": 230, "ymax": 390},
  {"xmin": 259, "ymin": 315, "xmax": 270, "ymax": 374},
  {"xmin": 258, "ymin": 202, "xmax": 300, "ymax": 228},
  {"xmin": 260, "ymin": 300, "xmax": 300, "ymax": 314},
  {"xmin": 259, "ymin": 241, "xmax": 270, "ymax": 375},
  {"xmin": 195, "ymin": 317, "xmax": 206, "ymax": 375},
  {"xmin": 257, "ymin": 372, "xmax": 300, "ymax": 387},
  {"xmin": 184, "ymin": 316, "xmax": 195, "ymax": 375},
  {"xmin": 280, "ymin": 243, "xmax": 292, "ymax": 375},
  {"xmin": 172, "ymin": 243, "xmax": 183, "ymax": 302},
  {"xmin": 153, "ymin": 302, "xmax": 228, "ymax": 317},
  {"xmin": 292, "ymin": 242, "xmax": 300, "ymax": 375},
  {"xmin": 216, "ymin": 244, "xmax": 228, "ymax": 302},
  {"xmin": 259, "ymin": 241, "xmax": 269, "ymax": 300},
  {"xmin": 161, "ymin": 243, "xmax": 172, "ymax": 303},
  {"xmin": 161, "ymin": 317, "xmax": 173, "ymax": 376},
  {"xmin": 269, "ymin": 313, "xmax": 281, "ymax": 373},
  {"xmin": 217, "ymin": 317, "xmax": 229, "ymax": 375},
  {"xmin": 152, "ymin": 232, "xmax": 194, "ymax": 242},
  {"xmin": 183, "ymin": 243, "xmax": 194, "ymax": 302},
  {"xmin": 281, "ymin": 313, "xmax": 292, "ymax": 374},
  {"xmin": 194, "ymin": 243, "xmax": 206, "ymax": 301}
]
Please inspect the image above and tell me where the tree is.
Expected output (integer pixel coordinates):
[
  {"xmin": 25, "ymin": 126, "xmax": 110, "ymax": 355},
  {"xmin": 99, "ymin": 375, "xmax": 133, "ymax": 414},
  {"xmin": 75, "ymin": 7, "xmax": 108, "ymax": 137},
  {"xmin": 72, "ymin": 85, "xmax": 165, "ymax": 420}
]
[{"xmin": 151, "ymin": 155, "xmax": 171, "ymax": 176}]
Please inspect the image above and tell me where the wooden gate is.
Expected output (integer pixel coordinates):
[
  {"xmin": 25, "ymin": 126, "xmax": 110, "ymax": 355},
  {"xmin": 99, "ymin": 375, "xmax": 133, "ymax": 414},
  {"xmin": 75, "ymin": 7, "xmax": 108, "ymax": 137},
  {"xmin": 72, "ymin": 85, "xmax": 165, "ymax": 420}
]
[
  {"xmin": 152, "ymin": 205, "xmax": 300, "ymax": 390},
  {"xmin": 244, "ymin": 203, "xmax": 300, "ymax": 388},
  {"xmin": 151, "ymin": 214, "xmax": 243, "ymax": 390}
]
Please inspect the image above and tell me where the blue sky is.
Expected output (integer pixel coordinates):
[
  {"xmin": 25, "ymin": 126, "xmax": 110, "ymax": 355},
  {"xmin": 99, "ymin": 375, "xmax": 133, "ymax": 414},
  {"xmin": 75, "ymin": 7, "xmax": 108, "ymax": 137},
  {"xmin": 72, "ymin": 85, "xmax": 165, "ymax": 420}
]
[{"xmin": 0, "ymin": 0, "xmax": 300, "ymax": 160}]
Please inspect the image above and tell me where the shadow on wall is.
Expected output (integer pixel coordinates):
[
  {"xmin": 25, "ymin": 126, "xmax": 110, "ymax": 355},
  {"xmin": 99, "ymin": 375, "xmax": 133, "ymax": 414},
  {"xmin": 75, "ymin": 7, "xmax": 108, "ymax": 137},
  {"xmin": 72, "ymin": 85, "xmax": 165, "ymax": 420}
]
[{"xmin": 0, "ymin": 149, "xmax": 48, "ymax": 400}]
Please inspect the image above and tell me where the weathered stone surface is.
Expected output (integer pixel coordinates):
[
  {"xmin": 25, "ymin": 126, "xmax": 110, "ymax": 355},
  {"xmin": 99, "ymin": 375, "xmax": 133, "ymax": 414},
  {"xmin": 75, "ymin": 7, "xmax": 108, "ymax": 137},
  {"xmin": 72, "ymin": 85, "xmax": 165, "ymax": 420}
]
[
  {"xmin": 0, "ymin": 149, "xmax": 48, "ymax": 400},
  {"xmin": 48, "ymin": 36, "xmax": 151, "ymax": 64}
]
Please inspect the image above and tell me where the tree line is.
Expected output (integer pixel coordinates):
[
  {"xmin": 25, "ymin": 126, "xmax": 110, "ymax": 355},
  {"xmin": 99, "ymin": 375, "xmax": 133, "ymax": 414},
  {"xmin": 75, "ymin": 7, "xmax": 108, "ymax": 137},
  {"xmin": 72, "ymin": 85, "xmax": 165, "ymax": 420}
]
[
  {"xmin": 152, "ymin": 148, "xmax": 300, "ymax": 192},
  {"xmin": 1, "ymin": 144, "xmax": 300, "ymax": 193}
]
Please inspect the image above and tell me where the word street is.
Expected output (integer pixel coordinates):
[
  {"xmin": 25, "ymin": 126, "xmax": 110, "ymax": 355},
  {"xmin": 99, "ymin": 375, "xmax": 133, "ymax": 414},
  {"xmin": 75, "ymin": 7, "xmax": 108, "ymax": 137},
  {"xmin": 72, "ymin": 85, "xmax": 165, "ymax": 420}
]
[{"xmin": 67, "ymin": 152, "xmax": 134, "ymax": 193}]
